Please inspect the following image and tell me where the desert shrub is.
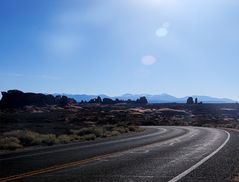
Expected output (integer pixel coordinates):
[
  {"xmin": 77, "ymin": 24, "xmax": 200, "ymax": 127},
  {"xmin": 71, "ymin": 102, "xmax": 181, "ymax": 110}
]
[
  {"xmin": 3, "ymin": 130, "xmax": 41, "ymax": 146},
  {"xmin": 20, "ymin": 131, "xmax": 41, "ymax": 146},
  {"xmin": 57, "ymin": 135, "xmax": 72, "ymax": 144},
  {"xmin": 224, "ymin": 123, "xmax": 236, "ymax": 128},
  {"xmin": 0, "ymin": 137, "xmax": 22, "ymax": 150},
  {"xmin": 113, "ymin": 126, "xmax": 127, "ymax": 134},
  {"xmin": 102, "ymin": 131, "xmax": 113, "ymax": 138},
  {"xmin": 128, "ymin": 125, "xmax": 144, "ymax": 132},
  {"xmin": 128, "ymin": 125, "xmax": 139, "ymax": 132},
  {"xmin": 111, "ymin": 130, "xmax": 120, "ymax": 136},
  {"xmin": 40, "ymin": 134, "xmax": 58, "ymax": 145},
  {"xmin": 91, "ymin": 127, "xmax": 104, "ymax": 137},
  {"xmin": 71, "ymin": 127, "xmax": 104, "ymax": 137},
  {"xmin": 3, "ymin": 130, "xmax": 59, "ymax": 146},
  {"xmin": 82, "ymin": 134, "xmax": 96, "ymax": 141},
  {"xmin": 73, "ymin": 128, "xmax": 93, "ymax": 136},
  {"xmin": 70, "ymin": 134, "xmax": 82, "ymax": 141}
]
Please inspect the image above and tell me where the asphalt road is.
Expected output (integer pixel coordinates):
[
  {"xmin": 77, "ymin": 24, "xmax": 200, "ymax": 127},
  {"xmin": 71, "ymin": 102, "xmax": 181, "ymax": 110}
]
[{"xmin": 0, "ymin": 126, "xmax": 239, "ymax": 182}]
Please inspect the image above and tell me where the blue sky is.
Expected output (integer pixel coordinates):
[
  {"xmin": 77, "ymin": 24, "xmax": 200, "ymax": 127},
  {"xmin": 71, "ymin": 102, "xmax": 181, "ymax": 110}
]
[{"xmin": 0, "ymin": 0, "xmax": 239, "ymax": 100}]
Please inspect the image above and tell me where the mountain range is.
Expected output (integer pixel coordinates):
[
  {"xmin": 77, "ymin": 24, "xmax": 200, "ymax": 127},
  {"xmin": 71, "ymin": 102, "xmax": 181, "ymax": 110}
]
[{"xmin": 59, "ymin": 93, "xmax": 236, "ymax": 104}]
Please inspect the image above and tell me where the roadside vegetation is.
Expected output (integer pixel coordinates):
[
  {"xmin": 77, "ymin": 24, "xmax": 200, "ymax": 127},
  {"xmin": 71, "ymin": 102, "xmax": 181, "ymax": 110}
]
[{"xmin": 0, "ymin": 125, "xmax": 143, "ymax": 150}]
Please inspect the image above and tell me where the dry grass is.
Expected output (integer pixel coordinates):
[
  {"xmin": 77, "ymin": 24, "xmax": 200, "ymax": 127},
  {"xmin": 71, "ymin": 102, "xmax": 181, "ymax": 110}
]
[
  {"xmin": 2, "ymin": 130, "xmax": 58, "ymax": 147},
  {"xmin": 0, "ymin": 125, "xmax": 142, "ymax": 150}
]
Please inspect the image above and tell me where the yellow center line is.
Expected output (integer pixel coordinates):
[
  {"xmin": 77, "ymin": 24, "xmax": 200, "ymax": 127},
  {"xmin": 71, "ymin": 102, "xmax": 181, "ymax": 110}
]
[
  {"xmin": 0, "ymin": 153, "xmax": 114, "ymax": 182},
  {"xmin": 0, "ymin": 128, "xmax": 189, "ymax": 182},
  {"xmin": 0, "ymin": 143, "xmax": 151, "ymax": 182}
]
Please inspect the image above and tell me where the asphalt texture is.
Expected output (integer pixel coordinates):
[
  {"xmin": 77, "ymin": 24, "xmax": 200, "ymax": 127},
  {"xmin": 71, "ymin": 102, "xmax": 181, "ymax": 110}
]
[{"xmin": 0, "ymin": 126, "xmax": 239, "ymax": 182}]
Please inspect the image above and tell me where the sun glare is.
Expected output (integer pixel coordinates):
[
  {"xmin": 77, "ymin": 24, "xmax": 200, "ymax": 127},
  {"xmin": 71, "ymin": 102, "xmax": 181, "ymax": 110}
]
[
  {"xmin": 131, "ymin": 0, "xmax": 178, "ymax": 7},
  {"xmin": 141, "ymin": 55, "xmax": 157, "ymax": 65}
]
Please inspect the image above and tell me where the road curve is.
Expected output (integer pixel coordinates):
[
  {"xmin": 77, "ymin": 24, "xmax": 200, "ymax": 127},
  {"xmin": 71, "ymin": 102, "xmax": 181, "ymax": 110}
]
[{"xmin": 0, "ymin": 126, "xmax": 238, "ymax": 182}]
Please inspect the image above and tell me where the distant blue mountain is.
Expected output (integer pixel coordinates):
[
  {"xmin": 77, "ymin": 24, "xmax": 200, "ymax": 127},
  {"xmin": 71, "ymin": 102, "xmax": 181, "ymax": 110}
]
[
  {"xmin": 60, "ymin": 94, "xmax": 110, "ymax": 102},
  {"xmin": 58, "ymin": 93, "xmax": 236, "ymax": 103}
]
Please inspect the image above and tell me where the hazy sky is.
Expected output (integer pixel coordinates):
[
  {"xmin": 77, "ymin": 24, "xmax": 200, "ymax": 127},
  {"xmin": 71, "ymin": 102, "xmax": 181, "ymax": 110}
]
[{"xmin": 0, "ymin": 0, "xmax": 239, "ymax": 100}]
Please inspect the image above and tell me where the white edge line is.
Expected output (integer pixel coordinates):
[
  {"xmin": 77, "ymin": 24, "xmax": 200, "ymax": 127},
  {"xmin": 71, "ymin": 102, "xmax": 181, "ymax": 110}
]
[{"xmin": 168, "ymin": 130, "xmax": 230, "ymax": 182}]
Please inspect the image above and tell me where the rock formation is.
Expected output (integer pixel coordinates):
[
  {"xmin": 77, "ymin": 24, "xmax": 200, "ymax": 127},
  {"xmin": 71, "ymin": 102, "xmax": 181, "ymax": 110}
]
[
  {"xmin": 136, "ymin": 96, "xmax": 148, "ymax": 104},
  {"xmin": 0, "ymin": 90, "xmax": 76, "ymax": 108},
  {"xmin": 186, "ymin": 97, "xmax": 194, "ymax": 104}
]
